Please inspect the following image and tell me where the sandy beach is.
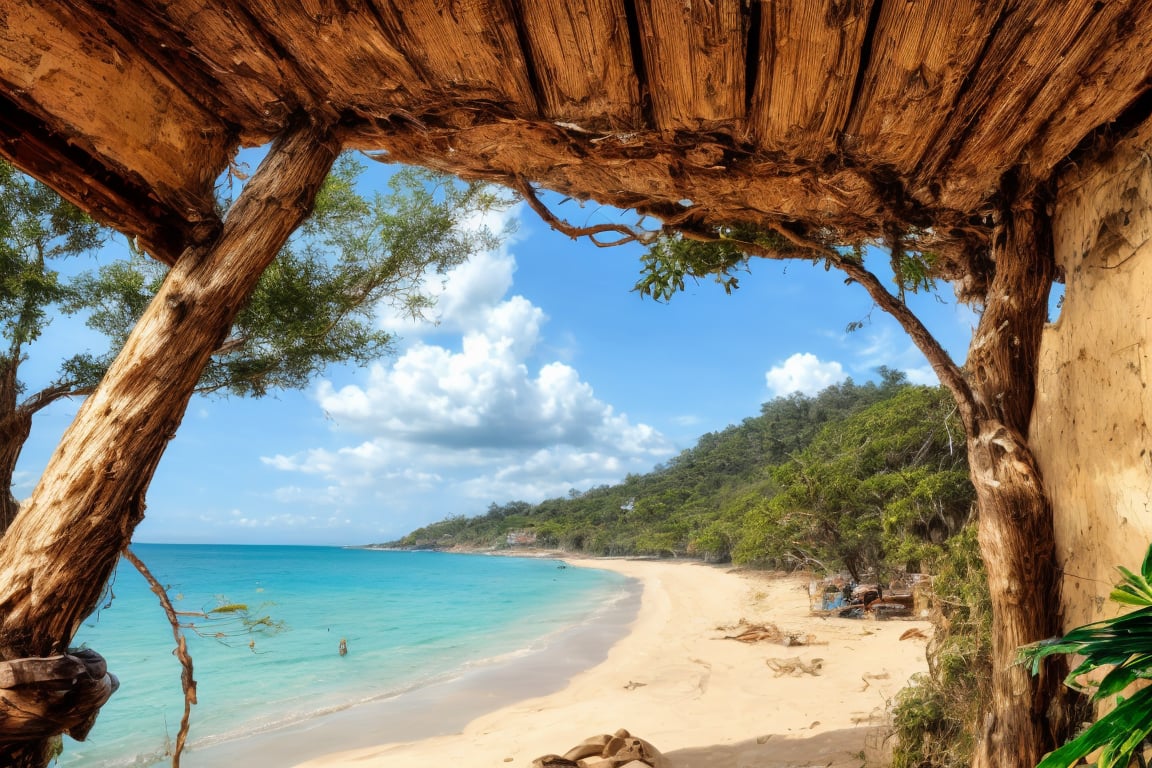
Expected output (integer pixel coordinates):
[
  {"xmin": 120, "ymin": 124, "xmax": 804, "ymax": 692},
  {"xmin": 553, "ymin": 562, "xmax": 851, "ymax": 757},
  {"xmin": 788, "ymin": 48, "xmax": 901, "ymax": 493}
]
[{"xmin": 293, "ymin": 557, "xmax": 931, "ymax": 768}]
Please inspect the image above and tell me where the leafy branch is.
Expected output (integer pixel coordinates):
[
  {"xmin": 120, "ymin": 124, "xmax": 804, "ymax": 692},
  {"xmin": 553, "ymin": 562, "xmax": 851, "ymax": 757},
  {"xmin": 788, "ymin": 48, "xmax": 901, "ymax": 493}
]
[
  {"xmin": 1019, "ymin": 543, "xmax": 1152, "ymax": 768},
  {"xmin": 122, "ymin": 549, "xmax": 286, "ymax": 768}
]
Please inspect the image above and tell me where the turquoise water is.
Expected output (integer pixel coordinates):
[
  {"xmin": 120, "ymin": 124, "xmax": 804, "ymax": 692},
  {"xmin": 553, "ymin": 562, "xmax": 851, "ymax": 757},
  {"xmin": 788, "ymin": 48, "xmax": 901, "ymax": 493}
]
[{"xmin": 61, "ymin": 545, "xmax": 630, "ymax": 767}]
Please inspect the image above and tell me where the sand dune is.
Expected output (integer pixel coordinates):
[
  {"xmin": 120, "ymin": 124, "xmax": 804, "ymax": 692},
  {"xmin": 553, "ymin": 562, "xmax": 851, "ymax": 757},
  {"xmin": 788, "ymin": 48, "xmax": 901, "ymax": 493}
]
[{"xmin": 295, "ymin": 557, "xmax": 931, "ymax": 768}]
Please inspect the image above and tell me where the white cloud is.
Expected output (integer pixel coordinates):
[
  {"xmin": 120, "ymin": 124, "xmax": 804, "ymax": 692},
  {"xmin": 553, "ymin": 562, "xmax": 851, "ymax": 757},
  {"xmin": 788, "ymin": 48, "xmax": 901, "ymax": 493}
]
[
  {"xmin": 765, "ymin": 353, "xmax": 846, "ymax": 397},
  {"xmin": 265, "ymin": 205, "xmax": 673, "ymax": 513},
  {"xmin": 904, "ymin": 365, "xmax": 939, "ymax": 386},
  {"xmin": 376, "ymin": 205, "xmax": 521, "ymax": 335},
  {"xmin": 227, "ymin": 511, "xmax": 351, "ymax": 529},
  {"xmin": 316, "ymin": 298, "xmax": 643, "ymax": 452}
]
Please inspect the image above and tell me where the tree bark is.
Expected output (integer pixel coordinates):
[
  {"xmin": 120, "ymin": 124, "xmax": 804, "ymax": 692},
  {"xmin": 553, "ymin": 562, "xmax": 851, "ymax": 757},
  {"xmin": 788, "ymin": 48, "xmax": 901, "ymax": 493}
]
[
  {"xmin": 836, "ymin": 186, "xmax": 1065, "ymax": 766},
  {"xmin": 0, "ymin": 358, "xmax": 30, "ymax": 533},
  {"xmin": 0, "ymin": 118, "xmax": 338, "ymax": 766},
  {"xmin": 965, "ymin": 188, "xmax": 1065, "ymax": 768}
]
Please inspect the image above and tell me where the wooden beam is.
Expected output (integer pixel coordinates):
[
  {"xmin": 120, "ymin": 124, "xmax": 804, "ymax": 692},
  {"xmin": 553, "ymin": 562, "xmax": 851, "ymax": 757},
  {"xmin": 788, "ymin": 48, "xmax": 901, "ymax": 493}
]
[
  {"xmin": 0, "ymin": 92, "xmax": 201, "ymax": 265},
  {"xmin": 843, "ymin": 0, "xmax": 1006, "ymax": 187},
  {"xmin": 919, "ymin": 0, "xmax": 1152, "ymax": 210},
  {"xmin": 364, "ymin": 0, "xmax": 539, "ymax": 117},
  {"xmin": 634, "ymin": 0, "xmax": 747, "ymax": 132},
  {"xmin": 366, "ymin": 115, "xmax": 905, "ymax": 239},
  {"xmin": 0, "ymin": 1, "xmax": 231, "ymax": 230},
  {"xmin": 238, "ymin": 0, "xmax": 423, "ymax": 122},
  {"xmin": 750, "ymin": 0, "xmax": 873, "ymax": 157},
  {"xmin": 515, "ymin": 0, "xmax": 641, "ymax": 130},
  {"xmin": 87, "ymin": 0, "xmax": 302, "ymax": 144}
]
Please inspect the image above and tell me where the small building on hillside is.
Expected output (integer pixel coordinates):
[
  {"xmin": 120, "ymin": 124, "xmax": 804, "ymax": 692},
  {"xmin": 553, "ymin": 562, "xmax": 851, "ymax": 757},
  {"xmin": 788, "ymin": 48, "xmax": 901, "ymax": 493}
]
[{"xmin": 506, "ymin": 530, "xmax": 538, "ymax": 547}]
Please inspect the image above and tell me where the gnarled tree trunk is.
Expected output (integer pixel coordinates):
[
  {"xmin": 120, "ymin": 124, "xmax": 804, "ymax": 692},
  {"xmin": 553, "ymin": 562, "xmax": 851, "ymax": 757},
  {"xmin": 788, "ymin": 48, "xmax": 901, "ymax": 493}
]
[
  {"xmin": 0, "ymin": 118, "xmax": 339, "ymax": 767},
  {"xmin": 843, "ymin": 181, "xmax": 1067, "ymax": 767},
  {"xmin": 966, "ymin": 188, "xmax": 1066, "ymax": 768},
  {"xmin": 0, "ymin": 358, "xmax": 30, "ymax": 533}
]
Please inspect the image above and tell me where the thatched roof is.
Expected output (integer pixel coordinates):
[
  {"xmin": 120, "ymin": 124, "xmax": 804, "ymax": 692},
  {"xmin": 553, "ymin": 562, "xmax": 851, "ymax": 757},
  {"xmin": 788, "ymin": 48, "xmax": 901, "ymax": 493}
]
[{"xmin": 3, "ymin": 1, "xmax": 1152, "ymax": 265}]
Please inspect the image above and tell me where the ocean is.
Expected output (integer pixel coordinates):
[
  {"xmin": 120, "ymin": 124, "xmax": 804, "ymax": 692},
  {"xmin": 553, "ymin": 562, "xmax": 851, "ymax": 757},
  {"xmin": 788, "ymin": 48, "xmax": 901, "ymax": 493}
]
[{"xmin": 61, "ymin": 545, "xmax": 634, "ymax": 768}]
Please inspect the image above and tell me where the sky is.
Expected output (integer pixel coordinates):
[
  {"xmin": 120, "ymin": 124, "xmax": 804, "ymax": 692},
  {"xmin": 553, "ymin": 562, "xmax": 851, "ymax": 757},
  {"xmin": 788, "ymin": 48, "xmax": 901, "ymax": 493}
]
[{"xmin": 13, "ymin": 155, "xmax": 982, "ymax": 546}]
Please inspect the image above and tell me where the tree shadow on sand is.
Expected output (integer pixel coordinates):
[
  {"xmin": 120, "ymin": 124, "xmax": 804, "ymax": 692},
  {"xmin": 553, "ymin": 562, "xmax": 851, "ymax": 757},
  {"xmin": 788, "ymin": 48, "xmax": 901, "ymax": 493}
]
[{"xmin": 664, "ymin": 726, "xmax": 889, "ymax": 767}]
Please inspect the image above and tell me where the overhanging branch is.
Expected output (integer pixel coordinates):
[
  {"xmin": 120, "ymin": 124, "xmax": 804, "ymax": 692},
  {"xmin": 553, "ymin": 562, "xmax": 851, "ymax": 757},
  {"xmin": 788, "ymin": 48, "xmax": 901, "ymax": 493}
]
[
  {"xmin": 18, "ymin": 382, "xmax": 93, "ymax": 416},
  {"xmin": 514, "ymin": 178, "xmax": 662, "ymax": 247},
  {"xmin": 726, "ymin": 233, "xmax": 977, "ymax": 433},
  {"xmin": 123, "ymin": 548, "xmax": 196, "ymax": 768},
  {"xmin": 514, "ymin": 179, "xmax": 977, "ymax": 431}
]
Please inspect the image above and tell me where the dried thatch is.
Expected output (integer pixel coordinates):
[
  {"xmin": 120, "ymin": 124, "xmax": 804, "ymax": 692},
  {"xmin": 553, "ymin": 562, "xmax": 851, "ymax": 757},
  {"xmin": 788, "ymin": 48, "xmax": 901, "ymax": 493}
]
[{"xmin": 3, "ymin": 1, "xmax": 1152, "ymax": 265}]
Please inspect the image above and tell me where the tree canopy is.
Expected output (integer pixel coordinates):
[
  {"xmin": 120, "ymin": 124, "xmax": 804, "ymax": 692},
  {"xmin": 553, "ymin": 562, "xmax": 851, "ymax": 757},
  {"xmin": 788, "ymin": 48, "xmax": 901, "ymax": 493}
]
[
  {"xmin": 0, "ymin": 156, "xmax": 509, "ymax": 531},
  {"xmin": 391, "ymin": 373, "xmax": 973, "ymax": 581}
]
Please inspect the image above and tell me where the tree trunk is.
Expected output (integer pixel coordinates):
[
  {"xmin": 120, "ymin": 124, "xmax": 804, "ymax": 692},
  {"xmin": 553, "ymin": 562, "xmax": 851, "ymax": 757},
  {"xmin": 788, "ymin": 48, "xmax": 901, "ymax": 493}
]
[
  {"xmin": 0, "ymin": 118, "xmax": 338, "ymax": 766},
  {"xmin": 0, "ymin": 358, "xmax": 30, "ymax": 532},
  {"xmin": 966, "ymin": 188, "xmax": 1065, "ymax": 768},
  {"xmin": 841, "ymin": 183, "xmax": 1067, "ymax": 767}
]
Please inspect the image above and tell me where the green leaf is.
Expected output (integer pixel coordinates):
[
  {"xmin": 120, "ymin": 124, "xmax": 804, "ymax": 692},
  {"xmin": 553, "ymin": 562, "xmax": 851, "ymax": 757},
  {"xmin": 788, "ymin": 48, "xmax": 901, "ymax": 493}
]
[
  {"xmin": 1026, "ymin": 543, "xmax": 1152, "ymax": 767},
  {"xmin": 210, "ymin": 603, "xmax": 249, "ymax": 614}
]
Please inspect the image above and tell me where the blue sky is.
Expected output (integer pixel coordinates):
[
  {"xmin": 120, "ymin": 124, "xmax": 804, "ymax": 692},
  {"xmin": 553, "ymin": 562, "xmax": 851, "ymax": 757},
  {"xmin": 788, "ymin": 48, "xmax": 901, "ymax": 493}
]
[{"xmin": 13, "ymin": 157, "xmax": 979, "ymax": 545}]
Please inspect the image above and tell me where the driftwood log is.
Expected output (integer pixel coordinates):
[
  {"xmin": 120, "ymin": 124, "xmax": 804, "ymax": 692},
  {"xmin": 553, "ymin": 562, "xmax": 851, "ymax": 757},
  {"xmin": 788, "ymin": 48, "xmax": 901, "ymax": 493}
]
[
  {"xmin": 533, "ymin": 728, "xmax": 667, "ymax": 768},
  {"xmin": 0, "ymin": 648, "xmax": 117, "ymax": 741}
]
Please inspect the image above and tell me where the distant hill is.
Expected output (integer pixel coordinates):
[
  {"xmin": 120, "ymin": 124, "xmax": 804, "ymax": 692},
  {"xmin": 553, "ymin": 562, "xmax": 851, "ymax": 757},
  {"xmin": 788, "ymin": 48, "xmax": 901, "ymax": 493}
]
[{"xmin": 386, "ymin": 368, "xmax": 972, "ymax": 579}]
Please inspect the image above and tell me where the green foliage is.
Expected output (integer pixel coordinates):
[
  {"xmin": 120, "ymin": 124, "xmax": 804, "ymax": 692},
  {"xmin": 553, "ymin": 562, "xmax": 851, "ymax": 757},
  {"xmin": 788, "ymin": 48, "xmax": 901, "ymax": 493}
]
[
  {"xmin": 736, "ymin": 384, "xmax": 971, "ymax": 578},
  {"xmin": 635, "ymin": 223, "xmax": 940, "ymax": 308},
  {"xmin": 888, "ymin": 231, "xmax": 939, "ymax": 303},
  {"xmin": 66, "ymin": 158, "xmax": 510, "ymax": 397},
  {"xmin": 177, "ymin": 597, "xmax": 287, "ymax": 649},
  {"xmin": 390, "ymin": 373, "xmax": 973, "ymax": 582},
  {"xmin": 0, "ymin": 160, "xmax": 103, "ymax": 367},
  {"xmin": 1019, "ymin": 543, "xmax": 1152, "ymax": 768},
  {"xmin": 891, "ymin": 525, "xmax": 992, "ymax": 768},
  {"xmin": 208, "ymin": 603, "xmax": 249, "ymax": 614},
  {"xmin": 634, "ymin": 225, "xmax": 802, "ymax": 301}
]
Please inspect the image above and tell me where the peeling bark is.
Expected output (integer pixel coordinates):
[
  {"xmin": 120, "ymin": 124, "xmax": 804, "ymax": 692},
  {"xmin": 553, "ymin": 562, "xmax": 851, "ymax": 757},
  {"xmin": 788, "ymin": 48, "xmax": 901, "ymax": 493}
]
[
  {"xmin": 0, "ymin": 358, "xmax": 30, "ymax": 533},
  {"xmin": 966, "ymin": 190, "xmax": 1065, "ymax": 768},
  {"xmin": 0, "ymin": 118, "xmax": 338, "ymax": 767},
  {"xmin": 844, "ymin": 188, "xmax": 1067, "ymax": 768}
]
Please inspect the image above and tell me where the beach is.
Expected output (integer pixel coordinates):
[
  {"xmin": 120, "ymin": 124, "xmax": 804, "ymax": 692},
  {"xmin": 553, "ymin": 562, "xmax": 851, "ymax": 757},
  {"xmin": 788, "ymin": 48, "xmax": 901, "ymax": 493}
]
[{"xmin": 295, "ymin": 557, "xmax": 931, "ymax": 768}]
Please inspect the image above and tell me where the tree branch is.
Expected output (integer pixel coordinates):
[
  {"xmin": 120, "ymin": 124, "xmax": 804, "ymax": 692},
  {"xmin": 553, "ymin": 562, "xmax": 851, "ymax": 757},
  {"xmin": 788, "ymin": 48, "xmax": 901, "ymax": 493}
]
[
  {"xmin": 514, "ymin": 178, "xmax": 662, "ymax": 247},
  {"xmin": 18, "ymin": 382, "xmax": 92, "ymax": 416},
  {"xmin": 122, "ymin": 548, "xmax": 195, "ymax": 768},
  {"xmin": 514, "ymin": 182, "xmax": 977, "ymax": 432},
  {"xmin": 836, "ymin": 259, "xmax": 977, "ymax": 434},
  {"xmin": 671, "ymin": 228, "xmax": 979, "ymax": 434}
]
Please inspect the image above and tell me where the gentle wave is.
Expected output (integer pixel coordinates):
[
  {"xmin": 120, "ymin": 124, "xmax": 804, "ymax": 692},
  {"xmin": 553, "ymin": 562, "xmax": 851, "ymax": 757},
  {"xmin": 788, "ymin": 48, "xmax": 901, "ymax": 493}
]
[{"xmin": 63, "ymin": 546, "xmax": 631, "ymax": 768}]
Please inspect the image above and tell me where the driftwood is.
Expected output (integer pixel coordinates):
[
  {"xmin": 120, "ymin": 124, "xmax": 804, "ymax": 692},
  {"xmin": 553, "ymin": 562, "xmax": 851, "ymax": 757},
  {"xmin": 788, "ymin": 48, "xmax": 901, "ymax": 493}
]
[
  {"xmin": 533, "ymin": 728, "xmax": 667, "ymax": 768},
  {"xmin": 765, "ymin": 657, "xmax": 824, "ymax": 677},
  {"xmin": 720, "ymin": 620, "xmax": 813, "ymax": 647},
  {"xmin": 0, "ymin": 648, "xmax": 117, "ymax": 741}
]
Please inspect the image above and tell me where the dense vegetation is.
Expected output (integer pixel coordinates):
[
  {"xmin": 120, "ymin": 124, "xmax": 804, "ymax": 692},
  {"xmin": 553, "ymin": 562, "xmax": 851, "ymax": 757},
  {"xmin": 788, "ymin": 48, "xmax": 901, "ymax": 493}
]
[
  {"xmin": 392, "ymin": 370, "xmax": 993, "ymax": 767},
  {"xmin": 391, "ymin": 370, "xmax": 973, "ymax": 581}
]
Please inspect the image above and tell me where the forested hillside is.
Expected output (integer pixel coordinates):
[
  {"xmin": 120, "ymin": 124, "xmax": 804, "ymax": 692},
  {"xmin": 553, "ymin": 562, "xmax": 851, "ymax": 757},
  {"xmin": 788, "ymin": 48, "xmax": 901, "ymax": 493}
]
[{"xmin": 390, "ymin": 369, "xmax": 973, "ymax": 579}]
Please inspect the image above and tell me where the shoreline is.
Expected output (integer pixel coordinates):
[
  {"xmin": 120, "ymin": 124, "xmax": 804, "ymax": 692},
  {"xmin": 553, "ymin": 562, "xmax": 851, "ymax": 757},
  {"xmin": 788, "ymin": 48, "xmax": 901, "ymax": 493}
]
[
  {"xmin": 179, "ymin": 556, "xmax": 641, "ymax": 767},
  {"xmin": 294, "ymin": 557, "xmax": 932, "ymax": 768}
]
